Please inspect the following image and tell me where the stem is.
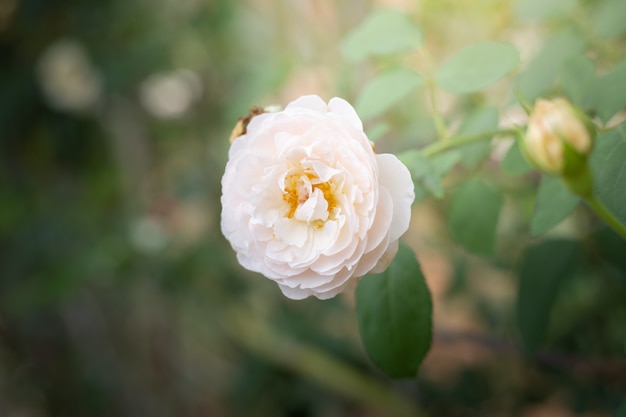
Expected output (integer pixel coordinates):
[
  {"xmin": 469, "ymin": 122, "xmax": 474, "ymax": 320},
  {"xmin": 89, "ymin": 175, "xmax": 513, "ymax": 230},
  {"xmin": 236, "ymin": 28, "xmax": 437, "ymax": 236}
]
[
  {"xmin": 417, "ymin": 48, "xmax": 448, "ymax": 140},
  {"xmin": 585, "ymin": 194, "xmax": 626, "ymax": 240},
  {"xmin": 427, "ymin": 78, "xmax": 448, "ymax": 140},
  {"xmin": 421, "ymin": 128, "xmax": 517, "ymax": 158},
  {"xmin": 223, "ymin": 308, "xmax": 424, "ymax": 417},
  {"xmin": 514, "ymin": 89, "xmax": 533, "ymax": 115}
]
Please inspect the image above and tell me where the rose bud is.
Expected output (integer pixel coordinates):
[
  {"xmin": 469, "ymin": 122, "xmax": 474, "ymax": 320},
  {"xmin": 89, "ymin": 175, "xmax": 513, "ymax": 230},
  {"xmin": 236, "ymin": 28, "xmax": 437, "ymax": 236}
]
[
  {"xmin": 220, "ymin": 95, "xmax": 414, "ymax": 300},
  {"xmin": 523, "ymin": 98, "xmax": 595, "ymax": 176}
]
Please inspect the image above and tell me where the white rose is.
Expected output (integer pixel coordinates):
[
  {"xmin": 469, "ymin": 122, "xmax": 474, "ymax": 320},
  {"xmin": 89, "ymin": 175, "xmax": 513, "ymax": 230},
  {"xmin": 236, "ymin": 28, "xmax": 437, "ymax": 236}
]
[{"xmin": 220, "ymin": 95, "xmax": 414, "ymax": 300}]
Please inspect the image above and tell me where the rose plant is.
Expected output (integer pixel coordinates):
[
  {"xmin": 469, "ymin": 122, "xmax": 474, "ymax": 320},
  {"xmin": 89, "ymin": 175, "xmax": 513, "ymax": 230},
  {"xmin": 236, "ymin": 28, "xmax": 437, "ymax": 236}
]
[
  {"xmin": 221, "ymin": 95, "xmax": 414, "ymax": 300},
  {"xmin": 218, "ymin": 6, "xmax": 626, "ymax": 386}
]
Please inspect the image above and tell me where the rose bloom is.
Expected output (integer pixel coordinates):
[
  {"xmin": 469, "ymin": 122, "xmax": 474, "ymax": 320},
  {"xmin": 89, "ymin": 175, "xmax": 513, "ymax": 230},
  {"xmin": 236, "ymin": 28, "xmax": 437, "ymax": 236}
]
[
  {"xmin": 221, "ymin": 95, "xmax": 414, "ymax": 300},
  {"xmin": 524, "ymin": 98, "xmax": 593, "ymax": 174}
]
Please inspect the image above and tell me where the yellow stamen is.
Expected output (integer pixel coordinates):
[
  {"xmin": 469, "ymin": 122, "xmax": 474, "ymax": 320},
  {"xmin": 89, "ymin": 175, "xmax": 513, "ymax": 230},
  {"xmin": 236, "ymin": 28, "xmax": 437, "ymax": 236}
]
[{"xmin": 282, "ymin": 172, "xmax": 337, "ymax": 222}]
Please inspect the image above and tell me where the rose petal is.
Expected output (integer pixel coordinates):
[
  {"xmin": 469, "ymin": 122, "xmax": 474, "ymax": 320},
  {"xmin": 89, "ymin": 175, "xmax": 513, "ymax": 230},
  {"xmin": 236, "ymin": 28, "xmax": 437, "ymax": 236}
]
[
  {"xmin": 328, "ymin": 97, "xmax": 364, "ymax": 131},
  {"xmin": 376, "ymin": 153, "xmax": 414, "ymax": 241},
  {"xmin": 352, "ymin": 187, "xmax": 394, "ymax": 277},
  {"xmin": 277, "ymin": 284, "xmax": 313, "ymax": 300},
  {"xmin": 285, "ymin": 94, "xmax": 327, "ymax": 113},
  {"xmin": 369, "ymin": 239, "xmax": 399, "ymax": 274}
]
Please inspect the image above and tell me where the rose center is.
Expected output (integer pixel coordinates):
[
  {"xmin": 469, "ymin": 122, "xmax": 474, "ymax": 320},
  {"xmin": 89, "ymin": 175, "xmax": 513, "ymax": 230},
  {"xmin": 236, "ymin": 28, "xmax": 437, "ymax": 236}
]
[{"xmin": 282, "ymin": 172, "xmax": 337, "ymax": 225}]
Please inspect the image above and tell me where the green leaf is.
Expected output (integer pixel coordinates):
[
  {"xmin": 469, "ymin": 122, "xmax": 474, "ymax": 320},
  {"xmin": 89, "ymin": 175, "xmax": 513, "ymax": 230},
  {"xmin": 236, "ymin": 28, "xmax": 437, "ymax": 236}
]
[
  {"xmin": 355, "ymin": 243, "xmax": 432, "ymax": 378},
  {"xmin": 431, "ymin": 151, "xmax": 462, "ymax": 178},
  {"xmin": 517, "ymin": 240, "xmax": 580, "ymax": 351},
  {"xmin": 457, "ymin": 106, "xmax": 499, "ymax": 169},
  {"xmin": 596, "ymin": 227, "xmax": 626, "ymax": 272},
  {"xmin": 341, "ymin": 9, "xmax": 423, "ymax": 62},
  {"xmin": 356, "ymin": 67, "xmax": 423, "ymax": 120},
  {"xmin": 592, "ymin": 0, "xmax": 626, "ymax": 39},
  {"xmin": 436, "ymin": 41, "xmax": 520, "ymax": 94},
  {"xmin": 502, "ymin": 139, "xmax": 533, "ymax": 175},
  {"xmin": 530, "ymin": 175, "xmax": 580, "ymax": 236},
  {"xmin": 413, "ymin": 183, "xmax": 430, "ymax": 203},
  {"xmin": 448, "ymin": 179, "xmax": 502, "ymax": 255},
  {"xmin": 590, "ymin": 124, "xmax": 626, "ymax": 226},
  {"xmin": 516, "ymin": 30, "xmax": 586, "ymax": 101},
  {"xmin": 398, "ymin": 150, "xmax": 441, "ymax": 200},
  {"xmin": 514, "ymin": 0, "xmax": 577, "ymax": 21},
  {"xmin": 560, "ymin": 55, "xmax": 595, "ymax": 109},
  {"xmin": 399, "ymin": 149, "xmax": 460, "ymax": 201},
  {"xmin": 592, "ymin": 58, "xmax": 626, "ymax": 122}
]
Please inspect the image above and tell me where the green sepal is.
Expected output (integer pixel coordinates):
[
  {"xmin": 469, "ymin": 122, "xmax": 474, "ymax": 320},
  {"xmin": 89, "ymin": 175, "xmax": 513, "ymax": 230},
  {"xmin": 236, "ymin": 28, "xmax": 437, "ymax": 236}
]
[
  {"xmin": 561, "ymin": 160, "xmax": 593, "ymax": 198},
  {"xmin": 560, "ymin": 138, "xmax": 588, "ymax": 176}
]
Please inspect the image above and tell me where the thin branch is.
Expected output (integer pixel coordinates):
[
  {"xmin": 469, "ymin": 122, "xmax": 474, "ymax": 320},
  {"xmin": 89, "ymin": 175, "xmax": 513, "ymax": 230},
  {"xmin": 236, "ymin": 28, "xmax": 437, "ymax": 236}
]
[
  {"xmin": 585, "ymin": 194, "xmax": 626, "ymax": 240},
  {"xmin": 420, "ymin": 129, "xmax": 517, "ymax": 158}
]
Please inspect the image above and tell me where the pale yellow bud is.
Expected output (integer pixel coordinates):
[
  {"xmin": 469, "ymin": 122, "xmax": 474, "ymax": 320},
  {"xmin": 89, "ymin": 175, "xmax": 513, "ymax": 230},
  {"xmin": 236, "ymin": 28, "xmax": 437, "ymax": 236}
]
[{"xmin": 524, "ymin": 98, "xmax": 593, "ymax": 174}]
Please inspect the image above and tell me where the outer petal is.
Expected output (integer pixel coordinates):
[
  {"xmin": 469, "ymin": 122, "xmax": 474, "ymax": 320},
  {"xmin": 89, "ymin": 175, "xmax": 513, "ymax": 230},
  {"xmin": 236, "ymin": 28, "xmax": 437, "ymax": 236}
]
[
  {"xmin": 285, "ymin": 94, "xmax": 327, "ymax": 112},
  {"xmin": 314, "ymin": 276, "xmax": 359, "ymax": 300},
  {"xmin": 375, "ymin": 153, "xmax": 414, "ymax": 241},
  {"xmin": 369, "ymin": 239, "xmax": 399, "ymax": 274},
  {"xmin": 352, "ymin": 187, "xmax": 394, "ymax": 277},
  {"xmin": 242, "ymin": 111, "xmax": 274, "ymax": 141},
  {"xmin": 278, "ymin": 284, "xmax": 314, "ymax": 300},
  {"xmin": 328, "ymin": 97, "xmax": 364, "ymax": 131},
  {"xmin": 303, "ymin": 266, "xmax": 354, "ymax": 296}
]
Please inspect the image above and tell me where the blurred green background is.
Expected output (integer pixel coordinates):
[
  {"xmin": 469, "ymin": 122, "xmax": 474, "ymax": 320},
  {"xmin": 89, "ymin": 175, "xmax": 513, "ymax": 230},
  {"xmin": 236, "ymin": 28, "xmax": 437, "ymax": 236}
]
[{"xmin": 1, "ymin": 0, "xmax": 625, "ymax": 416}]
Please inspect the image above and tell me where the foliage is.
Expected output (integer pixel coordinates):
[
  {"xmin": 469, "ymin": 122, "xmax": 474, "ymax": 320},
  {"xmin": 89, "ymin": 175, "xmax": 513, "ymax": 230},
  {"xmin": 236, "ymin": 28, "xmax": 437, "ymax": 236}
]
[{"xmin": 356, "ymin": 243, "xmax": 432, "ymax": 378}]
